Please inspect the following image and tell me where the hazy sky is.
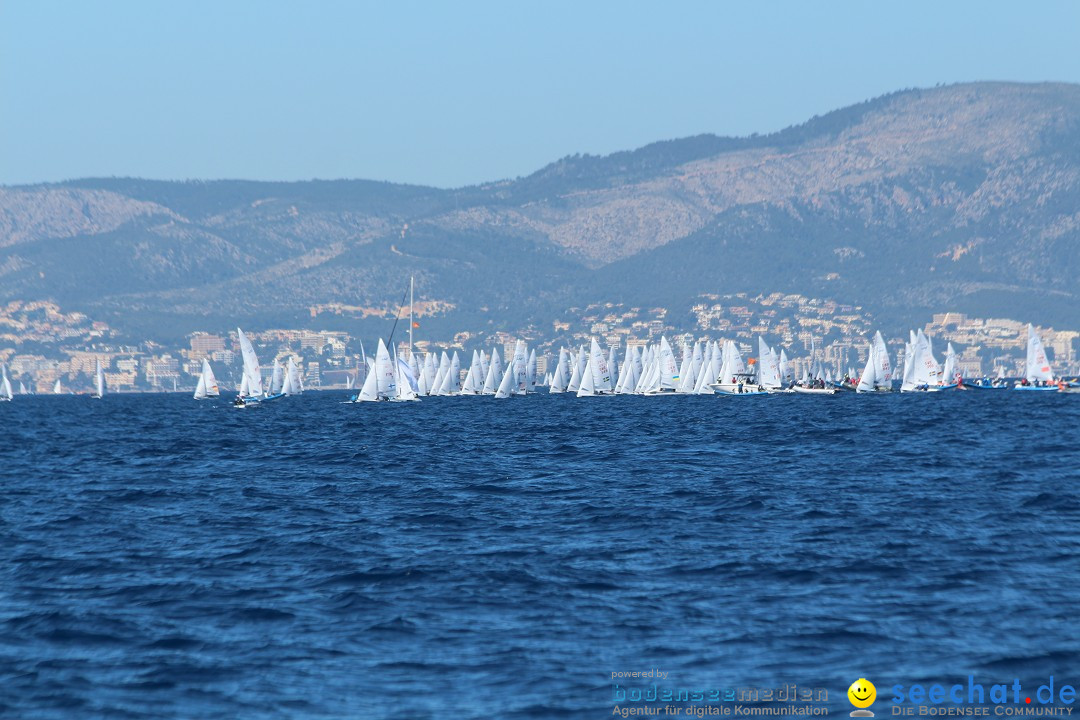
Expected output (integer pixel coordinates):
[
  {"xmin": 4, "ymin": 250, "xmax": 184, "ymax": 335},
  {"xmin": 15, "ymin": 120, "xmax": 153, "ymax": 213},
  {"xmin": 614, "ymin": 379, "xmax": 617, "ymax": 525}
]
[{"xmin": 3, "ymin": 1, "xmax": 1080, "ymax": 188}]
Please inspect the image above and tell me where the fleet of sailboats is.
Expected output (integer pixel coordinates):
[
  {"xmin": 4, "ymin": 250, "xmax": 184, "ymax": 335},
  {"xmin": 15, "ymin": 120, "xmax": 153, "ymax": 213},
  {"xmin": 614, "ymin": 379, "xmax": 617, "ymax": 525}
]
[{"xmin": 2, "ymin": 305, "xmax": 1076, "ymax": 403}]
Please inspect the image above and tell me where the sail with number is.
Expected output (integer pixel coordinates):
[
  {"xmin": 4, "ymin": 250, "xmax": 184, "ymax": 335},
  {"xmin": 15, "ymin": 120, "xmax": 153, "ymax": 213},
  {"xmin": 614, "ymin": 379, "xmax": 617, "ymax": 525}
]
[{"xmin": 587, "ymin": 338, "xmax": 612, "ymax": 394}]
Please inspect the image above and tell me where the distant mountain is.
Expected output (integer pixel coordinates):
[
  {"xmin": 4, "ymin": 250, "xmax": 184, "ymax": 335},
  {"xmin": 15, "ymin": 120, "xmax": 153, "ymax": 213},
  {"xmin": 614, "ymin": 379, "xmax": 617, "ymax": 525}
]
[{"xmin": 3, "ymin": 81, "xmax": 1080, "ymax": 342}]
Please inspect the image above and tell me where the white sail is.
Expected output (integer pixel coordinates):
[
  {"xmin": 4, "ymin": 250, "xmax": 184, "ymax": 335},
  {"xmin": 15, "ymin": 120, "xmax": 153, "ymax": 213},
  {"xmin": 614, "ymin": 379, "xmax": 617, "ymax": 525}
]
[
  {"xmin": 637, "ymin": 347, "xmax": 660, "ymax": 394},
  {"xmin": 494, "ymin": 364, "xmax": 515, "ymax": 399},
  {"xmin": 282, "ymin": 357, "xmax": 302, "ymax": 395},
  {"xmin": 693, "ymin": 342, "xmax": 714, "ymax": 393},
  {"xmin": 449, "ymin": 351, "xmax": 461, "ymax": 393},
  {"xmin": 512, "ymin": 341, "xmax": 528, "ymax": 394},
  {"xmin": 756, "ymin": 337, "xmax": 782, "ymax": 389},
  {"xmin": 94, "ymin": 359, "xmax": 105, "ymax": 398},
  {"xmin": 872, "ymin": 331, "xmax": 892, "ymax": 388},
  {"xmin": 18, "ymin": 381, "xmax": 27, "ymax": 395},
  {"xmin": 375, "ymin": 339, "xmax": 396, "ymax": 398},
  {"xmin": 675, "ymin": 344, "xmax": 694, "ymax": 393},
  {"xmin": 566, "ymin": 348, "xmax": 584, "ymax": 393},
  {"xmin": 856, "ymin": 342, "xmax": 876, "ymax": 393},
  {"xmin": 355, "ymin": 354, "xmax": 381, "ymax": 402},
  {"xmin": 269, "ymin": 359, "xmax": 284, "ymax": 395},
  {"xmin": 461, "ymin": 350, "xmax": 482, "ymax": 394},
  {"xmin": 1025, "ymin": 324, "xmax": 1054, "ymax": 382},
  {"xmin": 53, "ymin": 378, "xmax": 62, "ymax": 394},
  {"xmin": 526, "ymin": 349, "xmax": 537, "ymax": 393},
  {"xmin": 607, "ymin": 346, "xmax": 619, "ymax": 388},
  {"xmin": 1, "ymin": 365, "xmax": 12, "ymax": 401},
  {"xmin": 616, "ymin": 345, "xmax": 638, "ymax": 394},
  {"xmin": 482, "ymin": 348, "xmax": 503, "ymax": 395},
  {"xmin": 942, "ymin": 342, "xmax": 958, "ymax": 385},
  {"xmin": 193, "ymin": 373, "xmax": 207, "ymax": 399},
  {"xmin": 656, "ymin": 336, "xmax": 679, "ymax": 391},
  {"xmin": 549, "ymin": 348, "xmax": 569, "ymax": 393},
  {"xmin": 576, "ymin": 357, "xmax": 597, "ymax": 397},
  {"xmin": 395, "ymin": 356, "xmax": 420, "ymax": 401},
  {"xmin": 778, "ymin": 348, "xmax": 793, "ymax": 386},
  {"xmin": 236, "ymin": 328, "xmax": 264, "ymax": 398},
  {"xmin": 201, "ymin": 358, "xmax": 219, "ymax": 397},
  {"xmin": 432, "ymin": 352, "xmax": 449, "ymax": 395},
  {"xmin": 588, "ymin": 338, "xmax": 612, "ymax": 393}
]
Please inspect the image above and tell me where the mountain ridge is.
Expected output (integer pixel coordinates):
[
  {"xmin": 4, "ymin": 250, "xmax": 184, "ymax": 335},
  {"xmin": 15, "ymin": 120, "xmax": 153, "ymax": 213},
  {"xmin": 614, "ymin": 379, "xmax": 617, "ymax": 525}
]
[{"xmin": 3, "ymin": 81, "xmax": 1080, "ymax": 342}]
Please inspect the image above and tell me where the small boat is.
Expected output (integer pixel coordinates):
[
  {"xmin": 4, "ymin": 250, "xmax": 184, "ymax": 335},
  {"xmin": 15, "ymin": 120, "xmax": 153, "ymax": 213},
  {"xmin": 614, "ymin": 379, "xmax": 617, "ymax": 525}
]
[
  {"xmin": 964, "ymin": 378, "xmax": 1009, "ymax": 390},
  {"xmin": 1014, "ymin": 325, "xmax": 1062, "ymax": 392},
  {"xmin": 53, "ymin": 378, "xmax": 63, "ymax": 394},
  {"xmin": 193, "ymin": 358, "xmax": 220, "ymax": 400},
  {"xmin": 0, "ymin": 364, "xmax": 12, "ymax": 402},
  {"xmin": 235, "ymin": 327, "xmax": 268, "ymax": 407},
  {"xmin": 709, "ymin": 340, "xmax": 769, "ymax": 395},
  {"xmin": 353, "ymin": 339, "xmax": 396, "ymax": 402},
  {"xmin": 790, "ymin": 383, "xmax": 838, "ymax": 395}
]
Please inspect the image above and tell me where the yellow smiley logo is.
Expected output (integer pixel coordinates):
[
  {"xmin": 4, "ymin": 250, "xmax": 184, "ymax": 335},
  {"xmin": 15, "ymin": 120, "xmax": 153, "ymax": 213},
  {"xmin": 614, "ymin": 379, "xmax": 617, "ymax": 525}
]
[{"xmin": 848, "ymin": 678, "xmax": 876, "ymax": 710}]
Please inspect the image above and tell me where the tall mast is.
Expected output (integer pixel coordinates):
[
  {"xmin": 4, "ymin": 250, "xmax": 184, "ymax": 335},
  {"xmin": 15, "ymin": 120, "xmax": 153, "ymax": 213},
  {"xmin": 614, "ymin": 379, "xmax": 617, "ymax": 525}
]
[{"xmin": 409, "ymin": 275, "xmax": 414, "ymax": 361}]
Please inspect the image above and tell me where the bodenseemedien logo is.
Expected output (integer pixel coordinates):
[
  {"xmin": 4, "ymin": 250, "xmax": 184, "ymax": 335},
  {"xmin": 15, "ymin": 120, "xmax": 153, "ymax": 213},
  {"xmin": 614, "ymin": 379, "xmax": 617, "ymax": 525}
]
[{"xmin": 848, "ymin": 678, "xmax": 877, "ymax": 717}]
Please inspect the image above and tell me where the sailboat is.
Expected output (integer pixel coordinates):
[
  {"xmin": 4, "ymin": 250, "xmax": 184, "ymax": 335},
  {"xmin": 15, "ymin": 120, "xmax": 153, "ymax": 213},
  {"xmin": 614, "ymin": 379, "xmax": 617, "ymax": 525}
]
[
  {"xmin": 354, "ymin": 339, "xmax": 396, "ymax": 402},
  {"xmin": 577, "ymin": 338, "xmax": 614, "ymax": 397},
  {"xmin": 281, "ymin": 357, "xmax": 303, "ymax": 396},
  {"xmin": 1014, "ymin": 324, "xmax": 1061, "ymax": 392},
  {"xmin": 193, "ymin": 358, "xmax": 220, "ymax": 399},
  {"xmin": 549, "ymin": 348, "xmax": 569, "ymax": 393},
  {"xmin": 512, "ymin": 340, "xmax": 529, "ymax": 395},
  {"xmin": 93, "ymin": 359, "xmax": 105, "ymax": 399},
  {"xmin": 53, "ymin": 378, "xmax": 63, "ymax": 394},
  {"xmin": 644, "ymin": 336, "xmax": 682, "ymax": 395},
  {"xmin": 0, "ymin": 364, "xmax": 12, "ymax": 402},
  {"xmin": 855, "ymin": 332, "xmax": 893, "ymax": 393},
  {"xmin": 391, "ymin": 354, "xmax": 420, "ymax": 402},
  {"xmin": 235, "ymin": 327, "xmax": 267, "ymax": 406},
  {"xmin": 481, "ymin": 348, "xmax": 503, "ymax": 395},
  {"xmin": 493, "ymin": 363, "xmax": 515, "ymax": 399},
  {"xmin": 900, "ymin": 330, "xmax": 956, "ymax": 392}
]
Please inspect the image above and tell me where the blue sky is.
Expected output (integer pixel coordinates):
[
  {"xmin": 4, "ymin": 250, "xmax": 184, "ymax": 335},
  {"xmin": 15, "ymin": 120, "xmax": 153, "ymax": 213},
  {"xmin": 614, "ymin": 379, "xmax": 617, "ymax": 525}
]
[{"xmin": 3, "ymin": 1, "xmax": 1080, "ymax": 188}]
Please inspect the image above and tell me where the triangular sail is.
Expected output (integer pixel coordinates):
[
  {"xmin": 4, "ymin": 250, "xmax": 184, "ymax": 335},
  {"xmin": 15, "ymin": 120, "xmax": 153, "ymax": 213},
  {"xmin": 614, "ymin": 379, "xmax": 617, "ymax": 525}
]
[
  {"xmin": 494, "ymin": 364, "xmax": 515, "ymax": 399},
  {"xmin": 375, "ymin": 339, "xmax": 396, "ymax": 398},
  {"xmin": 1, "ymin": 365, "xmax": 12, "ymax": 400},
  {"xmin": 482, "ymin": 348, "xmax": 503, "ymax": 394},
  {"xmin": 549, "ymin": 348, "xmax": 568, "ymax": 393},
  {"xmin": 1025, "ymin": 324, "xmax": 1053, "ymax": 382},
  {"xmin": 856, "ymin": 342, "xmax": 876, "ymax": 393},
  {"xmin": 237, "ymin": 328, "xmax": 264, "ymax": 398},
  {"xmin": 588, "ymin": 338, "xmax": 612, "ymax": 393},
  {"xmin": 576, "ymin": 357, "xmax": 597, "ymax": 397},
  {"xmin": 757, "ymin": 337, "xmax": 781, "ymax": 389}
]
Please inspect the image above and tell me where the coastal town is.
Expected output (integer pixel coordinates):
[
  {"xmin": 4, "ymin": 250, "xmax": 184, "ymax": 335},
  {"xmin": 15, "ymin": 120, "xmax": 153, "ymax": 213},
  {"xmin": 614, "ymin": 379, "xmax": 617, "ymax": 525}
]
[{"xmin": 1, "ymin": 295, "xmax": 1077, "ymax": 393}]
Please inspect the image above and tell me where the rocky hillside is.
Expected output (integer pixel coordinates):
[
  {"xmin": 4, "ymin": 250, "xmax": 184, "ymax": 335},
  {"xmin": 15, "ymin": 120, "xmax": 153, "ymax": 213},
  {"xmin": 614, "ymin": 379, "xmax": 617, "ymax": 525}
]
[{"xmin": 3, "ymin": 81, "xmax": 1080, "ymax": 341}]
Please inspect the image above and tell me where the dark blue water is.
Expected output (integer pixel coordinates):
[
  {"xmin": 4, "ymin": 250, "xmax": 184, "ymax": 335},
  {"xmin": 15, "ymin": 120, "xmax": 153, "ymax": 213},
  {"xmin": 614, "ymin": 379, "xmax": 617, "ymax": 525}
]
[{"xmin": 2, "ymin": 392, "xmax": 1079, "ymax": 718}]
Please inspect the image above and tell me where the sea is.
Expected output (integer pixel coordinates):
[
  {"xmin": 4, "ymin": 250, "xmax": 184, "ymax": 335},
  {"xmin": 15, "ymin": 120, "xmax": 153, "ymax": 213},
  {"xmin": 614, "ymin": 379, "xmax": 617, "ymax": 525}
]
[{"xmin": 2, "ymin": 391, "xmax": 1079, "ymax": 719}]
